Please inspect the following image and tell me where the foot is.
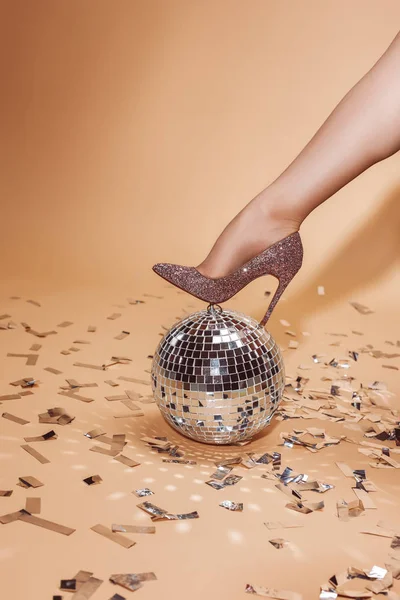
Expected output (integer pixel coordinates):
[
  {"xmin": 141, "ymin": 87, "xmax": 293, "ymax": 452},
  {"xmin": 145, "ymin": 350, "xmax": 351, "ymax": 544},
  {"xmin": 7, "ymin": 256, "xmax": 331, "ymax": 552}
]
[{"xmin": 195, "ymin": 191, "xmax": 301, "ymax": 279}]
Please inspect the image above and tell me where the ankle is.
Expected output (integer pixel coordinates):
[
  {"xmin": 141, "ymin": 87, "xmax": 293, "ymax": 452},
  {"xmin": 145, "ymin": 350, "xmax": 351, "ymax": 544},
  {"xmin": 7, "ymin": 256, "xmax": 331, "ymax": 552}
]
[{"xmin": 255, "ymin": 184, "xmax": 304, "ymax": 231}]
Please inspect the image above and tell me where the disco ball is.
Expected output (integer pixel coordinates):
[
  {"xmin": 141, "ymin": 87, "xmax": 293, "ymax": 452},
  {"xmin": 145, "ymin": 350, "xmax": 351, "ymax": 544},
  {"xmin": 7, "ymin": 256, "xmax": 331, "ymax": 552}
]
[{"xmin": 151, "ymin": 304, "xmax": 285, "ymax": 445}]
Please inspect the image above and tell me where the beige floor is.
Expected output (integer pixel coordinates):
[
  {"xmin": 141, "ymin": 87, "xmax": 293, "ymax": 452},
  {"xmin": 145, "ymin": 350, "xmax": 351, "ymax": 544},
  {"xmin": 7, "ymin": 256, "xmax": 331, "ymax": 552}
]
[{"xmin": 0, "ymin": 276, "xmax": 399, "ymax": 600}]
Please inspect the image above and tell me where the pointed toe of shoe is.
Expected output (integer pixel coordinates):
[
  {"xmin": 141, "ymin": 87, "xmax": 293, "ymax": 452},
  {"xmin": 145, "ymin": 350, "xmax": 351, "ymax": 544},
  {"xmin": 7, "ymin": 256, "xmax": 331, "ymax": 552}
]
[
  {"xmin": 152, "ymin": 263, "xmax": 169, "ymax": 276},
  {"xmin": 152, "ymin": 262, "xmax": 186, "ymax": 281},
  {"xmin": 152, "ymin": 261, "xmax": 195, "ymax": 290}
]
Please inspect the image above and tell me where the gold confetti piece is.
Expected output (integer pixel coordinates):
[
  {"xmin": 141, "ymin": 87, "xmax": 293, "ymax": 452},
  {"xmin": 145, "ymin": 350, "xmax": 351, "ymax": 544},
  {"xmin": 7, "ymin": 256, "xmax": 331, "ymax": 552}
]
[
  {"xmin": 70, "ymin": 570, "xmax": 95, "ymax": 591},
  {"xmin": 115, "ymin": 331, "xmax": 130, "ymax": 340},
  {"xmin": 91, "ymin": 524, "xmax": 136, "ymax": 548},
  {"xmin": 27, "ymin": 299, "xmax": 41, "ymax": 307},
  {"xmin": 269, "ymin": 538, "xmax": 286, "ymax": 549},
  {"xmin": 264, "ymin": 522, "xmax": 304, "ymax": 530},
  {"xmin": 336, "ymin": 462, "xmax": 355, "ymax": 477},
  {"xmin": 7, "ymin": 353, "xmax": 39, "ymax": 366},
  {"xmin": 317, "ymin": 285, "xmax": 325, "ymax": 295},
  {"xmin": 288, "ymin": 340, "xmax": 299, "ymax": 349},
  {"xmin": 279, "ymin": 319, "xmax": 291, "ymax": 327},
  {"xmin": 64, "ymin": 380, "xmax": 98, "ymax": 389},
  {"xmin": 114, "ymin": 412, "xmax": 144, "ymax": 418},
  {"xmin": 105, "ymin": 394, "xmax": 128, "ymax": 401},
  {"xmin": 140, "ymin": 397, "xmax": 155, "ymax": 404},
  {"xmin": 120, "ymin": 399, "xmax": 141, "ymax": 411},
  {"xmin": 39, "ymin": 408, "xmax": 74, "ymax": 425},
  {"xmin": 245, "ymin": 583, "xmax": 302, "ymax": 599},
  {"xmin": 18, "ymin": 476, "xmax": 43, "ymax": 488},
  {"xmin": 83, "ymin": 475, "xmax": 102, "ymax": 486},
  {"xmin": 23, "ymin": 325, "xmax": 57, "ymax": 337},
  {"xmin": 109, "ymin": 573, "xmax": 157, "ymax": 591},
  {"xmin": 72, "ymin": 577, "xmax": 103, "ymax": 600},
  {"xmin": 125, "ymin": 389, "xmax": 140, "ymax": 401},
  {"xmin": 20, "ymin": 445, "xmax": 50, "ymax": 464},
  {"xmin": 113, "ymin": 455, "xmax": 140, "ymax": 468},
  {"xmin": 58, "ymin": 391, "xmax": 94, "ymax": 403},
  {"xmin": 85, "ymin": 428, "xmax": 106, "ymax": 439},
  {"xmin": 0, "ymin": 490, "xmax": 13, "ymax": 497},
  {"xmin": 349, "ymin": 301, "xmax": 374, "ymax": 315},
  {"xmin": 118, "ymin": 376, "xmax": 151, "ymax": 386},
  {"xmin": 2, "ymin": 413, "xmax": 29, "ymax": 425},
  {"xmin": 141, "ymin": 437, "xmax": 171, "ymax": 450},
  {"xmin": 360, "ymin": 528, "xmax": 394, "ymax": 538},
  {"xmin": 44, "ymin": 367, "xmax": 62, "ymax": 375},
  {"xmin": 57, "ymin": 321, "xmax": 73, "ymax": 327},
  {"xmin": 382, "ymin": 364, "xmax": 399, "ymax": 370},
  {"xmin": 25, "ymin": 497, "xmax": 41, "ymax": 514},
  {"xmin": 162, "ymin": 459, "xmax": 197, "ymax": 464},
  {"xmin": 24, "ymin": 430, "xmax": 57, "ymax": 442},
  {"xmin": 73, "ymin": 362, "xmax": 104, "ymax": 371},
  {"xmin": 285, "ymin": 331, "xmax": 297, "ymax": 337},
  {"xmin": 90, "ymin": 446, "xmax": 119, "ymax": 457},
  {"xmin": 19, "ymin": 511, "xmax": 76, "ymax": 535},
  {"xmin": 105, "ymin": 380, "xmax": 118, "ymax": 387},
  {"xmin": 107, "ymin": 313, "xmax": 121, "ymax": 320},
  {"xmin": 352, "ymin": 488, "xmax": 377, "ymax": 509},
  {"xmin": 335, "ymin": 589, "xmax": 372, "ymax": 598},
  {"xmin": 0, "ymin": 510, "xmax": 26, "ymax": 524},
  {"xmin": 0, "ymin": 393, "xmax": 21, "ymax": 401},
  {"xmin": 87, "ymin": 325, "xmax": 97, "ymax": 332},
  {"xmin": 29, "ymin": 343, "xmax": 41, "ymax": 351},
  {"xmin": 112, "ymin": 524, "xmax": 156, "ymax": 534}
]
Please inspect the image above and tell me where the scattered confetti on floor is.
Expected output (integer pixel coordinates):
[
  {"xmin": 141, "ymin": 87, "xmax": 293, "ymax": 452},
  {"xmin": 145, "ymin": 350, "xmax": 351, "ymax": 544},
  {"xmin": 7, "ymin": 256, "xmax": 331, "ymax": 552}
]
[{"xmin": 0, "ymin": 286, "xmax": 399, "ymax": 600}]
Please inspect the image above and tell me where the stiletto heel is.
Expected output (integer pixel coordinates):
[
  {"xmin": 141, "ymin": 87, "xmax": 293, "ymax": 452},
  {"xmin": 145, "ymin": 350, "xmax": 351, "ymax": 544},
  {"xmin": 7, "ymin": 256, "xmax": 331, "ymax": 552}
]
[
  {"xmin": 259, "ymin": 280, "xmax": 287, "ymax": 327},
  {"xmin": 152, "ymin": 231, "xmax": 303, "ymax": 324}
]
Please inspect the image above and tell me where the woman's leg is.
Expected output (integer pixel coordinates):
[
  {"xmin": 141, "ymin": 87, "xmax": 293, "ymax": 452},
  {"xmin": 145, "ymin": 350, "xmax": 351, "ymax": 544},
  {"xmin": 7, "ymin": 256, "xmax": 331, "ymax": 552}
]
[{"xmin": 196, "ymin": 30, "xmax": 400, "ymax": 278}]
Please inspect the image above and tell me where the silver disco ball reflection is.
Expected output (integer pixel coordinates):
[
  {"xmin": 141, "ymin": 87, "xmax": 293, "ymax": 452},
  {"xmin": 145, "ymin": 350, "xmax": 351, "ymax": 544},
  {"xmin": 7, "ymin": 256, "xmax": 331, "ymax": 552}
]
[{"xmin": 151, "ymin": 305, "xmax": 285, "ymax": 445}]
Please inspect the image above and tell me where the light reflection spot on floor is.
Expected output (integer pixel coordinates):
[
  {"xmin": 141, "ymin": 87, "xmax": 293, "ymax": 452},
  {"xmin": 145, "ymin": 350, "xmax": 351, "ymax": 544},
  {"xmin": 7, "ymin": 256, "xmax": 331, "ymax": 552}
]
[
  {"xmin": 175, "ymin": 521, "xmax": 192, "ymax": 533},
  {"xmin": 228, "ymin": 530, "xmax": 244, "ymax": 544},
  {"xmin": 134, "ymin": 511, "xmax": 148, "ymax": 521},
  {"xmin": 190, "ymin": 494, "xmax": 203, "ymax": 502},
  {"xmin": 165, "ymin": 484, "xmax": 177, "ymax": 492},
  {"xmin": 107, "ymin": 491, "xmax": 127, "ymax": 500}
]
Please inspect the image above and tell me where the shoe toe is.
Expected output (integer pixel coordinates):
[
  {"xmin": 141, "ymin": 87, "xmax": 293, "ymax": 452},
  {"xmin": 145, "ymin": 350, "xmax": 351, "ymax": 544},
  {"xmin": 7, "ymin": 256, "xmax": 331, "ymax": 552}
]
[{"xmin": 152, "ymin": 262, "xmax": 170, "ymax": 274}]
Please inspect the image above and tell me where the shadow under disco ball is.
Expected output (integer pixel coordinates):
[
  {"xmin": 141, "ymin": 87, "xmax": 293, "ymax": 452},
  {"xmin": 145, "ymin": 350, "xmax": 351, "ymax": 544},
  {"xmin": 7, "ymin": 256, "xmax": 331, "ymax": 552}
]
[{"xmin": 151, "ymin": 304, "xmax": 285, "ymax": 445}]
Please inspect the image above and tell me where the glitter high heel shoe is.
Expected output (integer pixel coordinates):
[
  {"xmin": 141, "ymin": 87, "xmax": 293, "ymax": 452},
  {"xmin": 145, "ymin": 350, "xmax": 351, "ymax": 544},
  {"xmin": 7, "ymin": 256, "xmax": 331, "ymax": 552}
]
[{"xmin": 152, "ymin": 231, "xmax": 303, "ymax": 326}]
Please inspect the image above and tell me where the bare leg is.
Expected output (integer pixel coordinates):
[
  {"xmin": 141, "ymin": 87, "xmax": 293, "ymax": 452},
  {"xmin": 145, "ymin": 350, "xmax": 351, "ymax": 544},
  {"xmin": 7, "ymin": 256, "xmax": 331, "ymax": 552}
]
[{"xmin": 196, "ymin": 30, "xmax": 400, "ymax": 278}]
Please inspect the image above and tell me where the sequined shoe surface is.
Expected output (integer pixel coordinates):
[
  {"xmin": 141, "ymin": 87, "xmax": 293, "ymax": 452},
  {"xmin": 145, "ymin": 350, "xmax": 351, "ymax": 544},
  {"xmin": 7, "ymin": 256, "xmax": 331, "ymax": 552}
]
[{"xmin": 152, "ymin": 231, "xmax": 303, "ymax": 325}]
